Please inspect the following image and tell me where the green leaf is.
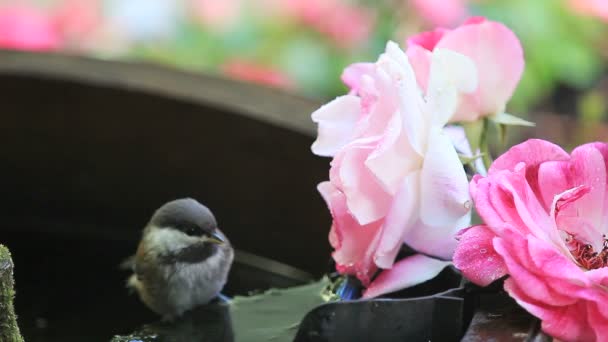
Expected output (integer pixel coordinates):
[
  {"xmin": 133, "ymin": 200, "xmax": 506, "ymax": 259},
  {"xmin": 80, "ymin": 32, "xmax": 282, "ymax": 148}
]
[
  {"xmin": 491, "ymin": 112, "xmax": 535, "ymax": 127},
  {"xmin": 230, "ymin": 278, "xmax": 330, "ymax": 341}
]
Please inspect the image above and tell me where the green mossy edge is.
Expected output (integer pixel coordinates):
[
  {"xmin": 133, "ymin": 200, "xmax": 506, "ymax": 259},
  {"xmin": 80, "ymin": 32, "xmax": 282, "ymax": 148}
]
[{"xmin": 0, "ymin": 245, "xmax": 24, "ymax": 342}]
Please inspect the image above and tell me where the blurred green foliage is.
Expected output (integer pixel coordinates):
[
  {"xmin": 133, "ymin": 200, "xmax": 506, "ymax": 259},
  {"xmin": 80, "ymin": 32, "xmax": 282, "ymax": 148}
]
[
  {"xmin": 128, "ymin": 1, "xmax": 397, "ymax": 100},
  {"xmin": 122, "ymin": 0, "xmax": 607, "ymax": 118},
  {"xmin": 23, "ymin": 0, "xmax": 593, "ymax": 118}
]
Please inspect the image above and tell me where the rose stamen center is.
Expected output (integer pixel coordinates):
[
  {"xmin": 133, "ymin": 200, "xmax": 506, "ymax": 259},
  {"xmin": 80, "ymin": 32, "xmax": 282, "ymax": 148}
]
[{"xmin": 566, "ymin": 235, "xmax": 608, "ymax": 270}]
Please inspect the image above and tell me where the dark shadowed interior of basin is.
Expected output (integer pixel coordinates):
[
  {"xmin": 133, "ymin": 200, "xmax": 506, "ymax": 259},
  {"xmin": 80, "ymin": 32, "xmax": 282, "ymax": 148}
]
[{"xmin": 0, "ymin": 51, "xmax": 331, "ymax": 341}]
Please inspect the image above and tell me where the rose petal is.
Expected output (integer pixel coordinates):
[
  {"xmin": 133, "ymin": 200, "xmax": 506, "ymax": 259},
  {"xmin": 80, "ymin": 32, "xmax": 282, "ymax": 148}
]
[
  {"xmin": 436, "ymin": 18, "xmax": 524, "ymax": 118},
  {"xmin": 472, "ymin": 174, "xmax": 528, "ymax": 234},
  {"xmin": 453, "ymin": 225, "xmax": 507, "ymax": 286},
  {"xmin": 504, "ymin": 279, "xmax": 595, "ymax": 342},
  {"xmin": 333, "ymin": 138, "xmax": 393, "ymax": 225},
  {"xmin": 443, "ymin": 125, "xmax": 471, "ymax": 155},
  {"xmin": 318, "ymin": 181, "xmax": 383, "ymax": 285},
  {"xmin": 489, "ymin": 169, "xmax": 556, "ymax": 241},
  {"xmin": 365, "ymin": 112, "xmax": 420, "ymax": 195},
  {"xmin": 494, "ymin": 234, "xmax": 576, "ymax": 306},
  {"xmin": 406, "ymin": 27, "xmax": 448, "ymax": 51},
  {"xmin": 403, "ymin": 211, "xmax": 470, "ymax": 260},
  {"xmin": 381, "ymin": 41, "xmax": 428, "ymax": 156},
  {"xmin": 341, "ymin": 62, "xmax": 374, "ymax": 93},
  {"xmin": 586, "ymin": 267, "xmax": 608, "ymax": 288},
  {"xmin": 426, "ymin": 48, "xmax": 478, "ymax": 127},
  {"xmin": 373, "ymin": 171, "xmax": 419, "ymax": 269},
  {"xmin": 362, "ymin": 254, "xmax": 451, "ymax": 298},
  {"xmin": 588, "ymin": 303, "xmax": 608, "ymax": 341},
  {"xmin": 525, "ymin": 231, "xmax": 587, "ymax": 284},
  {"xmin": 570, "ymin": 144, "xmax": 608, "ymax": 239},
  {"xmin": 489, "ymin": 139, "xmax": 569, "ymax": 174},
  {"xmin": 585, "ymin": 143, "xmax": 608, "ymax": 230},
  {"xmin": 405, "ymin": 44, "xmax": 432, "ymax": 92},
  {"xmin": 311, "ymin": 95, "xmax": 362, "ymax": 157},
  {"xmin": 550, "ymin": 186, "xmax": 599, "ymax": 254},
  {"xmin": 537, "ymin": 160, "xmax": 572, "ymax": 210},
  {"xmin": 419, "ymin": 126, "xmax": 471, "ymax": 227}
]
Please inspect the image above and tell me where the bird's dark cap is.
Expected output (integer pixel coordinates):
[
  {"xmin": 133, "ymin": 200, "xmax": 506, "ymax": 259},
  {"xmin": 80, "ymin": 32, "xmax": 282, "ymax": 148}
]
[{"xmin": 149, "ymin": 198, "xmax": 217, "ymax": 236}]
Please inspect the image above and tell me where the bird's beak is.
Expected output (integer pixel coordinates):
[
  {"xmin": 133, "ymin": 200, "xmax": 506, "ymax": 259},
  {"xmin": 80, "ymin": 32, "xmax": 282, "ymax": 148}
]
[{"xmin": 207, "ymin": 230, "xmax": 225, "ymax": 245}]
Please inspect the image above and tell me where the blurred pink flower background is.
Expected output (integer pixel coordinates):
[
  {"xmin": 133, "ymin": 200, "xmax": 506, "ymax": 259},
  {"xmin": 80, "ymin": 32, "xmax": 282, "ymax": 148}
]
[
  {"xmin": 410, "ymin": 0, "xmax": 468, "ymax": 27},
  {"xmin": 569, "ymin": 0, "xmax": 608, "ymax": 21},
  {"xmin": 0, "ymin": 0, "xmax": 605, "ymax": 117},
  {"xmin": 0, "ymin": 4, "xmax": 60, "ymax": 50}
]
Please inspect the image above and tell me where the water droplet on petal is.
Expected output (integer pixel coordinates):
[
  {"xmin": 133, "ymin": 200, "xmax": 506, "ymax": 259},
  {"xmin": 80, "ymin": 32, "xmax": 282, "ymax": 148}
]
[
  {"xmin": 480, "ymin": 248, "xmax": 487, "ymax": 254},
  {"xmin": 464, "ymin": 200, "xmax": 472, "ymax": 211}
]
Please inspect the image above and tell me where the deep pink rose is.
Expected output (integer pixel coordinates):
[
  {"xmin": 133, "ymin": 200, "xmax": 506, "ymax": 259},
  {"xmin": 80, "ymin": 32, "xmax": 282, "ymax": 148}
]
[
  {"xmin": 406, "ymin": 17, "xmax": 524, "ymax": 122},
  {"xmin": 313, "ymin": 42, "xmax": 477, "ymax": 297},
  {"xmin": 454, "ymin": 139, "xmax": 608, "ymax": 341},
  {"xmin": 0, "ymin": 5, "xmax": 61, "ymax": 51}
]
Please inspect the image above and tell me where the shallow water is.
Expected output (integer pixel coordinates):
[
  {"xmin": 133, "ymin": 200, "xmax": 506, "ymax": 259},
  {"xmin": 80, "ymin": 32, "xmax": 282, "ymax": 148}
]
[
  {"xmin": 3, "ymin": 229, "xmax": 311, "ymax": 341},
  {"xmin": 110, "ymin": 279, "xmax": 329, "ymax": 342},
  {"xmin": 4, "ymin": 232, "xmax": 152, "ymax": 341}
]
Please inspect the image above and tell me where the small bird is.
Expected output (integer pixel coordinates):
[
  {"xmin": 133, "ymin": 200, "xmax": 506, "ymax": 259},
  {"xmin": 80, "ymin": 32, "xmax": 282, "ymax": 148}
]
[{"xmin": 126, "ymin": 198, "xmax": 234, "ymax": 320}]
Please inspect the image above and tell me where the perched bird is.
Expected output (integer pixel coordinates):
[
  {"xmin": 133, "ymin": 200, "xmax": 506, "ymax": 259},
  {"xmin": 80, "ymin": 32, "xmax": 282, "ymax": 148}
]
[{"xmin": 126, "ymin": 198, "xmax": 234, "ymax": 320}]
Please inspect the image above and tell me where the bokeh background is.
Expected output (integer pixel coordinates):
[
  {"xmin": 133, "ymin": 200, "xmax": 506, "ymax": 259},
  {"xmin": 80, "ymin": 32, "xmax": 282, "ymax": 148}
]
[
  {"xmin": 1, "ymin": 0, "xmax": 607, "ymax": 145},
  {"xmin": 1, "ymin": 2, "xmax": 607, "ymax": 340}
]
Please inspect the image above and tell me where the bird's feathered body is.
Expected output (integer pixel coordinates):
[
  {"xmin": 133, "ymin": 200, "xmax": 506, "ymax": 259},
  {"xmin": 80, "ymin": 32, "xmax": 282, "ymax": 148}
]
[{"xmin": 127, "ymin": 198, "xmax": 234, "ymax": 320}]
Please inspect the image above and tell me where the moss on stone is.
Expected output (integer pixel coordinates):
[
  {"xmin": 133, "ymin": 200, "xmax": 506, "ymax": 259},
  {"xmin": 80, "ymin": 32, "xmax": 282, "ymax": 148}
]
[{"xmin": 0, "ymin": 245, "xmax": 24, "ymax": 342}]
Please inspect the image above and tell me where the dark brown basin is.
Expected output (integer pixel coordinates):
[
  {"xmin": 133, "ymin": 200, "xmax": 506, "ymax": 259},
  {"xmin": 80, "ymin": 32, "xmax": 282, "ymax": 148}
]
[{"xmin": 0, "ymin": 50, "xmax": 330, "ymax": 341}]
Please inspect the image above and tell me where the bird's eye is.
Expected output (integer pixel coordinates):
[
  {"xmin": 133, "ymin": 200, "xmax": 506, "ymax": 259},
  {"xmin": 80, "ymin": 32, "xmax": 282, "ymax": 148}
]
[{"xmin": 182, "ymin": 225, "xmax": 202, "ymax": 237}]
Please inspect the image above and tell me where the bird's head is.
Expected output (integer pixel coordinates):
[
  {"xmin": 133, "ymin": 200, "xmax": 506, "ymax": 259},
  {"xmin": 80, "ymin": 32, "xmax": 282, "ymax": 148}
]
[{"xmin": 143, "ymin": 198, "xmax": 230, "ymax": 262}]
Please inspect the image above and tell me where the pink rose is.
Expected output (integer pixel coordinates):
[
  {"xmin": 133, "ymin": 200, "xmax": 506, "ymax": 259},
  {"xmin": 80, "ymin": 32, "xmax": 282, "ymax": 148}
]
[
  {"xmin": 221, "ymin": 60, "xmax": 293, "ymax": 89},
  {"xmin": 282, "ymin": 0, "xmax": 374, "ymax": 49},
  {"xmin": 53, "ymin": 0, "xmax": 101, "ymax": 44},
  {"xmin": 313, "ymin": 42, "xmax": 477, "ymax": 297},
  {"xmin": 569, "ymin": 0, "xmax": 608, "ymax": 22},
  {"xmin": 0, "ymin": 5, "xmax": 61, "ymax": 51},
  {"xmin": 406, "ymin": 17, "xmax": 524, "ymax": 122},
  {"xmin": 191, "ymin": 0, "xmax": 242, "ymax": 31},
  {"xmin": 410, "ymin": 0, "xmax": 468, "ymax": 27},
  {"xmin": 454, "ymin": 139, "xmax": 608, "ymax": 341}
]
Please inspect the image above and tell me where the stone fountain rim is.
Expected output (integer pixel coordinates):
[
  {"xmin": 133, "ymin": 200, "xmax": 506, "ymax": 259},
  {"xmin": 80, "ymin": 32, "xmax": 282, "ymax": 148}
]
[{"xmin": 0, "ymin": 48, "xmax": 319, "ymax": 136}]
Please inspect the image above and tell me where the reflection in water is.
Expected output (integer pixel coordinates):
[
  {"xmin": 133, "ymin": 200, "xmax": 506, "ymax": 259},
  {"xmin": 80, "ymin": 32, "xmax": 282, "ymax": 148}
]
[
  {"xmin": 111, "ymin": 301, "xmax": 234, "ymax": 342},
  {"xmin": 110, "ymin": 270, "xmax": 465, "ymax": 342},
  {"xmin": 111, "ymin": 279, "xmax": 329, "ymax": 342}
]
